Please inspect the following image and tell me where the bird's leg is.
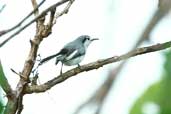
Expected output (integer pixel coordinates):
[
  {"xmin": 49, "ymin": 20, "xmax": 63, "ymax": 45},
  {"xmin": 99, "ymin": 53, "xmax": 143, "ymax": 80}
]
[
  {"xmin": 77, "ymin": 64, "xmax": 81, "ymax": 70},
  {"xmin": 60, "ymin": 63, "xmax": 63, "ymax": 75}
]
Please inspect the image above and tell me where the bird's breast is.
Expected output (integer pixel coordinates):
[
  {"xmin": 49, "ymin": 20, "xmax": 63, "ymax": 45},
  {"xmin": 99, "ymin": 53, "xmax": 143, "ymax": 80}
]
[{"xmin": 63, "ymin": 55, "xmax": 85, "ymax": 66}]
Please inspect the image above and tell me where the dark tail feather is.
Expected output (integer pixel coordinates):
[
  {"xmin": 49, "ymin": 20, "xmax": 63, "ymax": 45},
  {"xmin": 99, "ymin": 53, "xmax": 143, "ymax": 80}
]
[
  {"xmin": 55, "ymin": 59, "xmax": 59, "ymax": 65},
  {"xmin": 39, "ymin": 53, "xmax": 59, "ymax": 65},
  {"xmin": 55, "ymin": 55, "xmax": 62, "ymax": 65}
]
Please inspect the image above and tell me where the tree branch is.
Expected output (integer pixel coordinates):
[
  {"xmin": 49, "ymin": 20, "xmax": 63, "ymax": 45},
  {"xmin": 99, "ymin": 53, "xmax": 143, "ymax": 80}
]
[
  {"xmin": 83, "ymin": 1, "xmax": 171, "ymax": 113},
  {"xmin": 31, "ymin": 0, "xmax": 39, "ymax": 16},
  {"xmin": 0, "ymin": 0, "xmax": 71, "ymax": 47},
  {"xmin": 53, "ymin": 0, "xmax": 74, "ymax": 25},
  {"xmin": 5, "ymin": 0, "xmax": 75, "ymax": 113},
  {"xmin": 0, "ymin": 4, "xmax": 6, "ymax": 13},
  {"xmin": 24, "ymin": 41, "xmax": 171, "ymax": 94},
  {"xmin": 134, "ymin": 0, "xmax": 171, "ymax": 48},
  {"xmin": 0, "ymin": 0, "xmax": 45, "ymax": 37}
]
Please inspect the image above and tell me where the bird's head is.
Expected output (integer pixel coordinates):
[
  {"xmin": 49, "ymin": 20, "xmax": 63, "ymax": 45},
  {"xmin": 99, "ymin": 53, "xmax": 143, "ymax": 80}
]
[{"xmin": 78, "ymin": 35, "xmax": 98, "ymax": 48}]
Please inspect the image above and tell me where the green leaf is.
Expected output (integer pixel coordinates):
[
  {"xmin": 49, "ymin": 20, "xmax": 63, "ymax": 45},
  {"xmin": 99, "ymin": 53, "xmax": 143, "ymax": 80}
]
[
  {"xmin": 0, "ymin": 61, "xmax": 8, "ymax": 91},
  {"xmin": 0, "ymin": 89, "xmax": 4, "ymax": 114},
  {"xmin": 130, "ymin": 50, "xmax": 171, "ymax": 114}
]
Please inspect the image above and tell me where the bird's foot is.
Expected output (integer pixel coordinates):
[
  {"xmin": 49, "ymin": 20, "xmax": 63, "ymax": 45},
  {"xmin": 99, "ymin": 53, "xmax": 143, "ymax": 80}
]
[{"xmin": 77, "ymin": 64, "xmax": 81, "ymax": 70}]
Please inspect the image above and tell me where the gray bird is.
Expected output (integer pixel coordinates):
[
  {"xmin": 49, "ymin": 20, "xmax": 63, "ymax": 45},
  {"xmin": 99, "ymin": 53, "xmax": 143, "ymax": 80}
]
[{"xmin": 39, "ymin": 35, "xmax": 98, "ymax": 74}]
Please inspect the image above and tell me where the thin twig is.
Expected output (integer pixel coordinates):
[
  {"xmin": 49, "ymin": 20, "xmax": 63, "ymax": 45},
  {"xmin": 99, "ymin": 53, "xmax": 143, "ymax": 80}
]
[
  {"xmin": 0, "ymin": 0, "xmax": 45, "ymax": 37},
  {"xmin": 0, "ymin": 0, "xmax": 70, "ymax": 47},
  {"xmin": 0, "ymin": 4, "xmax": 6, "ymax": 13},
  {"xmin": 31, "ymin": 0, "xmax": 39, "ymax": 16},
  {"xmin": 53, "ymin": 0, "xmax": 74, "ymax": 25},
  {"xmin": 48, "ymin": 7, "xmax": 56, "ymax": 28},
  {"xmin": 24, "ymin": 41, "xmax": 171, "ymax": 94},
  {"xmin": 11, "ymin": 68, "xmax": 26, "ymax": 80}
]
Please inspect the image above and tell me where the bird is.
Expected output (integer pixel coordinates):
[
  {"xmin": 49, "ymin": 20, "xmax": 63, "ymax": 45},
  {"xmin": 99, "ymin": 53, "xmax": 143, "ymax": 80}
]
[{"xmin": 39, "ymin": 35, "xmax": 98, "ymax": 74}]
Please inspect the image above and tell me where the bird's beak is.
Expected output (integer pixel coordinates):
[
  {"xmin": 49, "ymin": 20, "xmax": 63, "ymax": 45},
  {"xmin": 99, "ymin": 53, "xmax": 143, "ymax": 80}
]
[{"xmin": 90, "ymin": 38, "xmax": 99, "ymax": 41}]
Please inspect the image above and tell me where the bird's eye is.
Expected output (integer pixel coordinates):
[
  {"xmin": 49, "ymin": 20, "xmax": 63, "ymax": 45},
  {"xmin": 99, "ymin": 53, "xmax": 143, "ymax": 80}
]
[{"xmin": 82, "ymin": 36, "xmax": 90, "ymax": 43}]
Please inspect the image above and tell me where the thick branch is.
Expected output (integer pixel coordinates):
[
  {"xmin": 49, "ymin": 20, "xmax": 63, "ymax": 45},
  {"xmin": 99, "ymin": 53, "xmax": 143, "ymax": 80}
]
[
  {"xmin": 2, "ymin": 1, "xmax": 74, "ymax": 114},
  {"xmin": 4, "ymin": 98, "xmax": 18, "ymax": 114},
  {"xmin": 24, "ymin": 41, "xmax": 171, "ymax": 94}
]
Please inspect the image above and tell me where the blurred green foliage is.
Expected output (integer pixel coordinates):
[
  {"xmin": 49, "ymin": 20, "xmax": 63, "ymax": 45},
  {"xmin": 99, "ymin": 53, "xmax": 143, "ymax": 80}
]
[
  {"xmin": 130, "ymin": 50, "xmax": 171, "ymax": 114},
  {"xmin": 0, "ymin": 89, "xmax": 4, "ymax": 114},
  {"xmin": 0, "ymin": 62, "xmax": 5, "ymax": 114}
]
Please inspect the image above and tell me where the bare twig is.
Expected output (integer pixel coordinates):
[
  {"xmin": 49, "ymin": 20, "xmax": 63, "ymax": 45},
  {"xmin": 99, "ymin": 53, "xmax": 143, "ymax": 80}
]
[
  {"xmin": 10, "ymin": 68, "xmax": 25, "ymax": 79},
  {"xmin": 0, "ymin": 0, "xmax": 71, "ymax": 47},
  {"xmin": 0, "ymin": 4, "xmax": 6, "ymax": 13},
  {"xmin": 48, "ymin": 8, "xmax": 56, "ymax": 28},
  {"xmin": 0, "ymin": 0, "xmax": 45, "ymax": 37},
  {"xmin": 24, "ymin": 41, "xmax": 171, "ymax": 94},
  {"xmin": 53, "ymin": 0, "xmax": 75, "ymax": 25},
  {"xmin": 31, "ymin": 73, "xmax": 39, "ymax": 85},
  {"xmin": 31, "ymin": 0, "xmax": 39, "ymax": 16}
]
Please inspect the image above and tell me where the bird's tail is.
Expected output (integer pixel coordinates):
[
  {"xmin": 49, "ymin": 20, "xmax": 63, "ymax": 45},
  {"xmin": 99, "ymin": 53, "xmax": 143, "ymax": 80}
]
[
  {"xmin": 39, "ymin": 53, "xmax": 59, "ymax": 65},
  {"xmin": 55, "ymin": 55, "xmax": 64, "ymax": 65}
]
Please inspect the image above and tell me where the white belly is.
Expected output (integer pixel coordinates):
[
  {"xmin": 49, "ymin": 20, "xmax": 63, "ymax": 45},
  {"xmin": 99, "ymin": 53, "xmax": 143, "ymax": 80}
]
[{"xmin": 63, "ymin": 55, "xmax": 85, "ymax": 66}]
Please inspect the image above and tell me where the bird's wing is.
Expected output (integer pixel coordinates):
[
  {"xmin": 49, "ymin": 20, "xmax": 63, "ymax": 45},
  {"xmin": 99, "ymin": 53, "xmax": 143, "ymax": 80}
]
[
  {"xmin": 58, "ymin": 47, "xmax": 75, "ymax": 56},
  {"xmin": 66, "ymin": 50, "xmax": 85, "ymax": 60},
  {"xmin": 58, "ymin": 45, "xmax": 85, "ymax": 61}
]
